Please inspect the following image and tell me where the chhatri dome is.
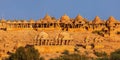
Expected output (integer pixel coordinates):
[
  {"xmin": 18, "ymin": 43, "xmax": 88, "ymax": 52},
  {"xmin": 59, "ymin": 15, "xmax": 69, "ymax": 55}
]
[
  {"xmin": 0, "ymin": 18, "xmax": 6, "ymax": 23},
  {"xmin": 60, "ymin": 14, "xmax": 70, "ymax": 22},
  {"xmin": 16, "ymin": 20, "xmax": 22, "ymax": 23},
  {"xmin": 12, "ymin": 20, "xmax": 17, "ymax": 23},
  {"xmin": 74, "ymin": 14, "xmax": 86, "ymax": 24},
  {"xmin": 42, "ymin": 14, "xmax": 55, "ymax": 23},
  {"xmin": 43, "ymin": 14, "xmax": 52, "ymax": 20},
  {"xmin": 106, "ymin": 16, "xmax": 118, "ymax": 23},
  {"xmin": 36, "ymin": 20, "xmax": 42, "ymax": 23},
  {"xmin": 92, "ymin": 16, "xmax": 103, "ymax": 24},
  {"xmin": 75, "ymin": 14, "xmax": 84, "ymax": 21},
  {"xmin": 29, "ymin": 19, "xmax": 35, "ymax": 23},
  {"xmin": 6, "ymin": 20, "xmax": 11, "ymax": 23},
  {"xmin": 22, "ymin": 20, "xmax": 28, "ymax": 23}
]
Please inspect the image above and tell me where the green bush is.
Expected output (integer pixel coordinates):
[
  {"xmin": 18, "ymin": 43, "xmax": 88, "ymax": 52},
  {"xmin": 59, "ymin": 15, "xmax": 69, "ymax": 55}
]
[
  {"xmin": 62, "ymin": 50, "xmax": 69, "ymax": 55},
  {"xmin": 94, "ymin": 51, "xmax": 107, "ymax": 57},
  {"xmin": 50, "ymin": 53, "xmax": 89, "ymax": 60},
  {"xmin": 8, "ymin": 45, "xmax": 44, "ymax": 60},
  {"xmin": 95, "ymin": 56, "xmax": 109, "ymax": 60},
  {"xmin": 110, "ymin": 49, "xmax": 120, "ymax": 60}
]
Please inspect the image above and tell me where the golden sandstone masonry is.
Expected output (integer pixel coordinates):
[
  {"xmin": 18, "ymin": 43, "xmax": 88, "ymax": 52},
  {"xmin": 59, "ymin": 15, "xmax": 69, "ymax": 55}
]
[
  {"xmin": 1, "ymin": 14, "xmax": 120, "ymax": 59},
  {"xmin": 0, "ymin": 14, "xmax": 119, "ymax": 36}
]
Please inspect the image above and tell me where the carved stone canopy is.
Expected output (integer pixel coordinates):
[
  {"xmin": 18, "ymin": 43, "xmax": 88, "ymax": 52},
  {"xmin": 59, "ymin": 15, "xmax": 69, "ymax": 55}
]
[
  {"xmin": 6, "ymin": 20, "xmax": 11, "ymax": 23},
  {"xmin": 74, "ymin": 14, "xmax": 87, "ymax": 24},
  {"xmin": 92, "ymin": 16, "xmax": 103, "ymax": 24},
  {"xmin": 75, "ymin": 14, "xmax": 84, "ymax": 21},
  {"xmin": 42, "ymin": 14, "xmax": 55, "ymax": 23},
  {"xmin": 29, "ymin": 19, "xmax": 35, "ymax": 23},
  {"xmin": 0, "ymin": 18, "xmax": 6, "ymax": 23},
  {"xmin": 106, "ymin": 16, "xmax": 117, "ymax": 24},
  {"xmin": 60, "ymin": 14, "xmax": 71, "ymax": 24}
]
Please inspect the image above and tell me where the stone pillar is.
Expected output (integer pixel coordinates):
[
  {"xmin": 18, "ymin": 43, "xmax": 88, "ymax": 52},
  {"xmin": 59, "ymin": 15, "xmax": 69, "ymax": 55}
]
[
  {"xmin": 59, "ymin": 39, "xmax": 61, "ymax": 45},
  {"xmin": 66, "ymin": 40, "xmax": 68, "ymax": 45},
  {"xmin": 58, "ymin": 39, "xmax": 60, "ymax": 45},
  {"xmin": 55, "ymin": 39, "xmax": 57, "ymax": 45},
  {"xmin": 38, "ymin": 40, "xmax": 40, "ymax": 45},
  {"xmin": 60, "ymin": 40, "xmax": 62, "ymax": 45},
  {"xmin": 48, "ymin": 23, "xmax": 50, "ymax": 28},
  {"xmin": 41, "ymin": 24, "xmax": 43, "ymax": 28},
  {"xmin": 62, "ymin": 40, "xmax": 64, "ymax": 45},
  {"xmin": 36, "ymin": 39, "xmax": 38, "ymax": 45},
  {"xmin": 49, "ymin": 40, "xmax": 51, "ymax": 45},
  {"xmin": 46, "ymin": 39, "xmax": 48, "ymax": 45},
  {"xmin": 36, "ymin": 24, "xmax": 38, "ymax": 28},
  {"xmin": 68, "ymin": 40, "xmax": 70, "ymax": 45}
]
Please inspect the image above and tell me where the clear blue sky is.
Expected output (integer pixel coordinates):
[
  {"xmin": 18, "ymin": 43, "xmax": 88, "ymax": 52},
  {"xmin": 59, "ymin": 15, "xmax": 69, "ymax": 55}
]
[{"xmin": 0, "ymin": 0, "xmax": 120, "ymax": 20}]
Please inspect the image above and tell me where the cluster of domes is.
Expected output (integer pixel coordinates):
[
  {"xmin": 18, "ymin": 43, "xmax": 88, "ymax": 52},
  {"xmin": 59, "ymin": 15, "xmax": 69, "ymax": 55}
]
[{"xmin": 0, "ymin": 14, "xmax": 119, "ymax": 24}]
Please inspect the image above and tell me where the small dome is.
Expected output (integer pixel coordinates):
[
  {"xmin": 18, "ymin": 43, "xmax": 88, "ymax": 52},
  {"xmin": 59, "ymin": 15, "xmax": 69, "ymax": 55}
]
[
  {"xmin": 106, "ymin": 16, "xmax": 117, "ymax": 23},
  {"xmin": 17, "ymin": 20, "xmax": 21, "ymax": 23},
  {"xmin": 43, "ymin": 14, "xmax": 52, "ymax": 20},
  {"xmin": 38, "ymin": 31, "xmax": 49, "ymax": 39},
  {"xmin": 92, "ymin": 16, "xmax": 103, "ymax": 24},
  {"xmin": 43, "ymin": 14, "xmax": 55, "ymax": 23},
  {"xmin": 74, "ymin": 14, "xmax": 86, "ymax": 24},
  {"xmin": 36, "ymin": 20, "xmax": 41, "ymax": 23},
  {"xmin": 29, "ymin": 19, "xmax": 35, "ymax": 23},
  {"xmin": 60, "ymin": 14, "xmax": 70, "ymax": 23},
  {"xmin": 75, "ymin": 14, "xmax": 84, "ymax": 21},
  {"xmin": 0, "ymin": 18, "xmax": 6, "ymax": 23},
  {"xmin": 22, "ymin": 20, "xmax": 28, "ymax": 23},
  {"xmin": 58, "ymin": 31, "xmax": 72, "ymax": 39},
  {"xmin": 6, "ymin": 20, "xmax": 11, "ymax": 23},
  {"xmin": 12, "ymin": 20, "xmax": 17, "ymax": 23}
]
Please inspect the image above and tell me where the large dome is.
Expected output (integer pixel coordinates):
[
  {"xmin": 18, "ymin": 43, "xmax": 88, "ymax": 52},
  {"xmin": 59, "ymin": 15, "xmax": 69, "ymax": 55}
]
[{"xmin": 38, "ymin": 31, "xmax": 49, "ymax": 39}]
